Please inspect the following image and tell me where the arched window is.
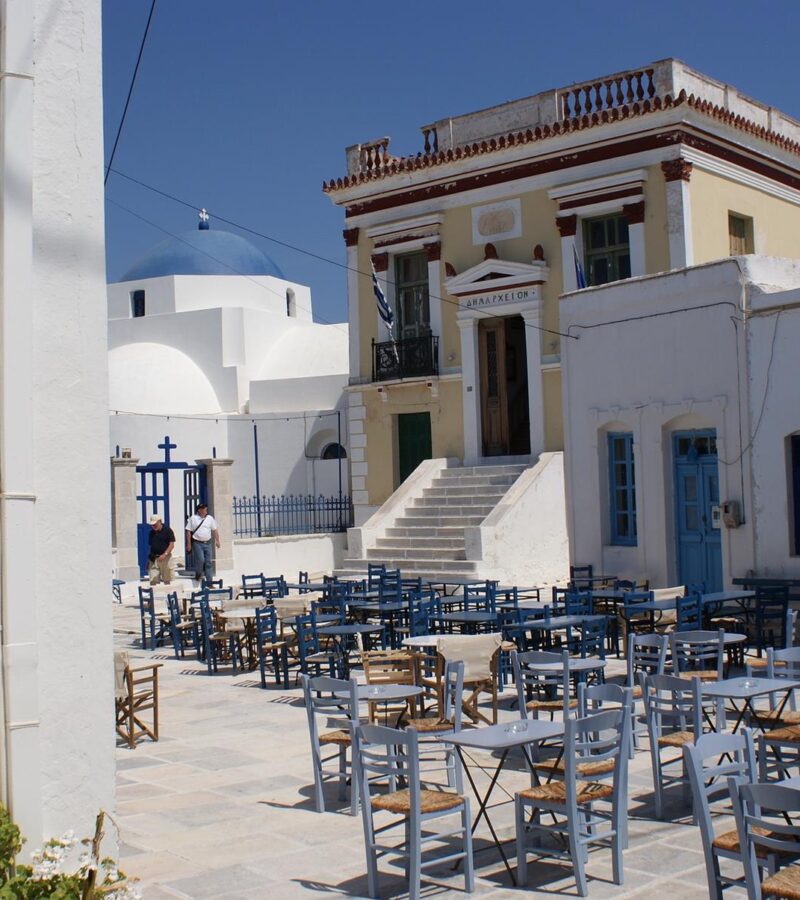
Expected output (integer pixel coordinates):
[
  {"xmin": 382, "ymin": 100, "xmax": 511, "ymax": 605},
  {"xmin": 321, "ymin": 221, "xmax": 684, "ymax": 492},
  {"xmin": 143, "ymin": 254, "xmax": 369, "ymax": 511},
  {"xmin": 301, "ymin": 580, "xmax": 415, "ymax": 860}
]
[
  {"xmin": 286, "ymin": 288, "xmax": 296, "ymax": 318},
  {"xmin": 321, "ymin": 443, "xmax": 347, "ymax": 460}
]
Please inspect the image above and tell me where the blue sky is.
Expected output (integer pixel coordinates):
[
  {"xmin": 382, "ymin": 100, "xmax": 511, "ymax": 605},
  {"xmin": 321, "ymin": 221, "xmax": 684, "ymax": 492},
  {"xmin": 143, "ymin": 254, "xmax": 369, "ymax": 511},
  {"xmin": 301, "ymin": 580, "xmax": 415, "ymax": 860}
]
[{"xmin": 103, "ymin": 0, "xmax": 800, "ymax": 325}]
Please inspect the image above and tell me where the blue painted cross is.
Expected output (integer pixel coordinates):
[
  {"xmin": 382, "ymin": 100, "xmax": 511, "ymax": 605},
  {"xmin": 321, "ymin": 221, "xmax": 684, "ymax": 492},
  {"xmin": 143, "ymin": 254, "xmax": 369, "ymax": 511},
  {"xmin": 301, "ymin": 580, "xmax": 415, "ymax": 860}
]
[{"xmin": 157, "ymin": 435, "xmax": 178, "ymax": 465}]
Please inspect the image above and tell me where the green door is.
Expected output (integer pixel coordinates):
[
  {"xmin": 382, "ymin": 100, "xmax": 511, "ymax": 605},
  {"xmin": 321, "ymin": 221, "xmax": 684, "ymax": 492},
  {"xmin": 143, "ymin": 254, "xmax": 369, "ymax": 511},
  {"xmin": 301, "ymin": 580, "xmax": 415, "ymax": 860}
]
[{"xmin": 398, "ymin": 412, "xmax": 432, "ymax": 484}]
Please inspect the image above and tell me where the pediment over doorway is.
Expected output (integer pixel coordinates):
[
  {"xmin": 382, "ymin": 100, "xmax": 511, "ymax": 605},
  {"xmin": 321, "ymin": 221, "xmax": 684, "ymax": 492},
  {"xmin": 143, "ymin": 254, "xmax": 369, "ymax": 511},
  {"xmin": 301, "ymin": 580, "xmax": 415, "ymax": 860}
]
[{"xmin": 444, "ymin": 256, "xmax": 549, "ymax": 313}]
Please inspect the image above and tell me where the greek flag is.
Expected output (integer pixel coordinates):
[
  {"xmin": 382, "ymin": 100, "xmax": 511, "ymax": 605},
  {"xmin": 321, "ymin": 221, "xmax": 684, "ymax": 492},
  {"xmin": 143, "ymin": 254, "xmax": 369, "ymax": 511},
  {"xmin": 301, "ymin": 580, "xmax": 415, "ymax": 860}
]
[
  {"xmin": 372, "ymin": 264, "xmax": 394, "ymax": 331},
  {"xmin": 573, "ymin": 244, "xmax": 587, "ymax": 290}
]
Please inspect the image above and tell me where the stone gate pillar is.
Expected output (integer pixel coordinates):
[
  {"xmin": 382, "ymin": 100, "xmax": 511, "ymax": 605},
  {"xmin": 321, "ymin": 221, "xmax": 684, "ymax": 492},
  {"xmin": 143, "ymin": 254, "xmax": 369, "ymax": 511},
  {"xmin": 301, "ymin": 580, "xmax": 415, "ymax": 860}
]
[
  {"xmin": 196, "ymin": 457, "xmax": 234, "ymax": 574},
  {"xmin": 111, "ymin": 456, "xmax": 140, "ymax": 581}
]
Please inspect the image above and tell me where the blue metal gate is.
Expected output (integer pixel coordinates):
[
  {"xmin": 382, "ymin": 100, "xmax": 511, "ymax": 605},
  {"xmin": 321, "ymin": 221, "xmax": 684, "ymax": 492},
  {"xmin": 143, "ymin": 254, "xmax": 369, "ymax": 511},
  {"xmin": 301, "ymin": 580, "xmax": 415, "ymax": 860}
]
[{"xmin": 673, "ymin": 430, "xmax": 723, "ymax": 592}]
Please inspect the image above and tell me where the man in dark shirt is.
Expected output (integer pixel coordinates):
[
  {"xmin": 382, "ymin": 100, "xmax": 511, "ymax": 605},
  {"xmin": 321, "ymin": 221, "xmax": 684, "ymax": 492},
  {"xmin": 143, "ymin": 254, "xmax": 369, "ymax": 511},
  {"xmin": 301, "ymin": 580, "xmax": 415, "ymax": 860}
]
[{"xmin": 148, "ymin": 514, "xmax": 176, "ymax": 585}]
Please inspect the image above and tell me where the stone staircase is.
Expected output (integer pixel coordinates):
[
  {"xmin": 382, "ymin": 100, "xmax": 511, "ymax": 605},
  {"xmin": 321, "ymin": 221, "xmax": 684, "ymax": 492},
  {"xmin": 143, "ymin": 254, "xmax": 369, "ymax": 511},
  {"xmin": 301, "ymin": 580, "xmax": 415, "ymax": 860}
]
[{"xmin": 339, "ymin": 462, "xmax": 529, "ymax": 579}]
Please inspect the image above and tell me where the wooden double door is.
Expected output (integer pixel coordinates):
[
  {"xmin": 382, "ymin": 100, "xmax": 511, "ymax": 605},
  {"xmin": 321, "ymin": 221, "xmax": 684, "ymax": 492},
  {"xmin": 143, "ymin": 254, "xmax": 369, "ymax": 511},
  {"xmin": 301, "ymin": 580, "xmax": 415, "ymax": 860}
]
[{"xmin": 478, "ymin": 315, "xmax": 530, "ymax": 457}]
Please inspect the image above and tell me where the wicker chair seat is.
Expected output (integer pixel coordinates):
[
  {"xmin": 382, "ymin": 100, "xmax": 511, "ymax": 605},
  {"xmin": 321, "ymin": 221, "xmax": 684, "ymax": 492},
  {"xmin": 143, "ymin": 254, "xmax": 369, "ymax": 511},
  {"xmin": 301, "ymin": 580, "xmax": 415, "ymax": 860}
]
[
  {"xmin": 677, "ymin": 670, "xmax": 721, "ymax": 682},
  {"xmin": 526, "ymin": 698, "xmax": 578, "ymax": 712},
  {"xmin": 258, "ymin": 639, "xmax": 286, "ymax": 651},
  {"xmin": 319, "ymin": 729, "xmax": 351, "ymax": 746},
  {"xmin": 763, "ymin": 725, "xmax": 800, "ymax": 743},
  {"xmin": 712, "ymin": 825, "xmax": 781, "ymax": 855},
  {"xmin": 748, "ymin": 657, "xmax": 787, "ymax": 670},
  {"xmin": 657, "ymin": 730, "xmax": 694, "ymax": 748},
  {"xmin": 631, "ymin": 684, "xmax": 643, "ymax": 699},
  {"xmin": 752, "ymin": 709, "xmax": 800, "ymax": 726},
  {"xmin": 763, "ymin": 865, "xmax": 800, "ymax": 900},
  {"xmin": 533, "ymin": 756, "xmax": 615, "ymax": 778},
  {"xmin": 404, "ymin": 716, "xmax": 454, "ymax": 734},
  {"xmin": 519, "ymin": 779, "xmax": 613, "ymax": 805},
  {"xmin": 371, "ymin": 788, "xmax": 463, "ymax": 814}
]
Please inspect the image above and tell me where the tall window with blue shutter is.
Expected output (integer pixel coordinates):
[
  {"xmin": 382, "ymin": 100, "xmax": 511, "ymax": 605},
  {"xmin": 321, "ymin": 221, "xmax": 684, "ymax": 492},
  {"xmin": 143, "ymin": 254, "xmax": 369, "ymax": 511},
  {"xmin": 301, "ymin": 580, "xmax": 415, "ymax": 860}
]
[{"xmin": 608, "ymin": 432, "xmax": 637, "ymax": 545}]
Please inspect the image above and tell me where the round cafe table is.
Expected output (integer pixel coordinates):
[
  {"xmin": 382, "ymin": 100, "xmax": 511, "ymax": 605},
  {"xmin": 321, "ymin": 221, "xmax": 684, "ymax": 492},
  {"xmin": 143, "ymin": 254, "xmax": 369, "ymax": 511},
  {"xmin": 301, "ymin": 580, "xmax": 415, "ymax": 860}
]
[{"xmin": 336, "ymin": 684, "xmax": 423, "ymax": 725}]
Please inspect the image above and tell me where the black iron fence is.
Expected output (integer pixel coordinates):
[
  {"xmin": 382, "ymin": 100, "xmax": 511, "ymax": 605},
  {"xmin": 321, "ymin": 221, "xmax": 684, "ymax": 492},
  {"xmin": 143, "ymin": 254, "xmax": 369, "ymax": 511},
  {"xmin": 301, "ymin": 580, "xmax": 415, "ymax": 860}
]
[
  {"xmin": 372, "ymin": 334, "xmax": 439, "ymax": 382},
  {"xmin": 232, "ymin": 494, "xmax": 353, "ymax": 538}
]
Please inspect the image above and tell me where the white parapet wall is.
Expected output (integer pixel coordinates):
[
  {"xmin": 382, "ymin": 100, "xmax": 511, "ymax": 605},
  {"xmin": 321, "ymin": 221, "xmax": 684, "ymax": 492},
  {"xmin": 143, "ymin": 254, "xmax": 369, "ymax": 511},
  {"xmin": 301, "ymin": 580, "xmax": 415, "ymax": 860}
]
[
  {"xmin": 233, "ymin": 532, "xmax": 347, "ymax": 579},
  {"xmin": 464, "ymin": 452, "xmax": 569, "ymax": 585},
  {"xmin": 346, "ymin": 458, "xmax": 460, "ymax": 558}
]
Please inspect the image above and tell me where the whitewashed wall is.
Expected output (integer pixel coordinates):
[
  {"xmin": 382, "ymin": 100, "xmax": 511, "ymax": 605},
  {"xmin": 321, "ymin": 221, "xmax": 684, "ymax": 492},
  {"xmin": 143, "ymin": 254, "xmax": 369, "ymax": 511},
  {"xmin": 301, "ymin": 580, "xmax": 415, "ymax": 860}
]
[
  {"xmin": 560, "ymin": 259, "xmax": 756, "ymax": 588},
  {"xmin": 233, "ymin": 533, "xmax": 347, "ymax": 579}
]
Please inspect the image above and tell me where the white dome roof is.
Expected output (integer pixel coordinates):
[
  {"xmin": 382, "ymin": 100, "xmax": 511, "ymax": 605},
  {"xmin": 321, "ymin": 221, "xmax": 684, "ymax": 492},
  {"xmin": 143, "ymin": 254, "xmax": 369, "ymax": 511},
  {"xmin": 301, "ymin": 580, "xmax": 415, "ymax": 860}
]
[
  {"xmin": 256, "ymin": 324, "xmax": 348, "ymax": 381},
  {"xmin": 109, "ymin": 343, "xmax": 222, "ymax": 414}
]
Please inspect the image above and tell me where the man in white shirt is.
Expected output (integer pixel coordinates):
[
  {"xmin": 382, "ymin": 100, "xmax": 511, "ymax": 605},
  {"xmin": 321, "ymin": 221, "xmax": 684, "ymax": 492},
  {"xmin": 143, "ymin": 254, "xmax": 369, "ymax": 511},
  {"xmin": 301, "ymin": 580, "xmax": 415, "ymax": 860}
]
[{"xmin": 185, "ymin": 503, "xmax": 220, "ymax": 584}]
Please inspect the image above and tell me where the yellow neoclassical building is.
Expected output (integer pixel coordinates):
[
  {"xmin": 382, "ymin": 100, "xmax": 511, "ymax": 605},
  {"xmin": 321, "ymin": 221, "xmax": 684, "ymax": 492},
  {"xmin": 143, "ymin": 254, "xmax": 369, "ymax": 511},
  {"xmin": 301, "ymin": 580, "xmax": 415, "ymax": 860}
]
[{"xmin": 324, "ymin": 58, "xmax": 800, "ymax": 523}]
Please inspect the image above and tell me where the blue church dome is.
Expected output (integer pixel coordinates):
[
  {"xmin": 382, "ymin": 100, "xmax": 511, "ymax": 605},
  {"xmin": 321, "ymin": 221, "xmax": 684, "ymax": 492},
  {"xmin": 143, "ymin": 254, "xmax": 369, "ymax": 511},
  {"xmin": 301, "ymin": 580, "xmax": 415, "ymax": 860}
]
[{"xmin": 119, "ymin": 226, "xmax": 284, "ymax": 282}]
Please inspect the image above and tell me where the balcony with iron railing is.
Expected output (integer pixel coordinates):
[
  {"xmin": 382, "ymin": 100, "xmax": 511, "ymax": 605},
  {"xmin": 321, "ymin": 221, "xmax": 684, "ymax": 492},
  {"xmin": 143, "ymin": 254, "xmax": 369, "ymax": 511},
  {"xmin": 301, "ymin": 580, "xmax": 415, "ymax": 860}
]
[
  {"xmin": 372, "ymin": 334, "xmax": 439, "ymax": 382},
  {"xmin": 333, "ymin": 59, "xmax": 800, "ymax": 183}
]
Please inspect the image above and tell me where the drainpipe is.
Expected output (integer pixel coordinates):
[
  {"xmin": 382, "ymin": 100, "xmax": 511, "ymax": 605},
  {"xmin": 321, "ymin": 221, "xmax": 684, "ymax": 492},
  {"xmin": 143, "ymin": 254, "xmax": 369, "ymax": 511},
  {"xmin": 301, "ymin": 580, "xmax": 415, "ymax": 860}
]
[{"xmin": 0, "ymin": 0, "xmax": 42, "ymax": 842}]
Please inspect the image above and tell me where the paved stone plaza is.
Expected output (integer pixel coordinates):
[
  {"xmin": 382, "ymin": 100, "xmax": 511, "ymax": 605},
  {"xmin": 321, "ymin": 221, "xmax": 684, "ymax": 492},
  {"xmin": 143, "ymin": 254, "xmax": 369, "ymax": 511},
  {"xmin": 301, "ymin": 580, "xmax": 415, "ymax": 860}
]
[{"xmin": 114, "ymin": 599, "xmax": 720, "ymax": 899}]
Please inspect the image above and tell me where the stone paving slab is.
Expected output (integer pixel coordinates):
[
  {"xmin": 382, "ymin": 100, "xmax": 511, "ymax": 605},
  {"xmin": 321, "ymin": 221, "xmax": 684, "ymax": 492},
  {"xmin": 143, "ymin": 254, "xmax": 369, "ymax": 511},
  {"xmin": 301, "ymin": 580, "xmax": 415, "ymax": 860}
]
[{"xmin": 113, "ymin": 600, "xmax": 740, "ymax": 898}]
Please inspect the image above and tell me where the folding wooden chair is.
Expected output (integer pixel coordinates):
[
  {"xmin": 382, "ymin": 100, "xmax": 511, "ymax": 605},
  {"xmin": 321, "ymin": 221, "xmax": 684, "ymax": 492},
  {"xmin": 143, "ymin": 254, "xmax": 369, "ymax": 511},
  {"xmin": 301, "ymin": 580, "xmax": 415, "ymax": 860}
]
[{"xmin": 114, "ymin": 650, "xmax": 162, "ymax": 749}]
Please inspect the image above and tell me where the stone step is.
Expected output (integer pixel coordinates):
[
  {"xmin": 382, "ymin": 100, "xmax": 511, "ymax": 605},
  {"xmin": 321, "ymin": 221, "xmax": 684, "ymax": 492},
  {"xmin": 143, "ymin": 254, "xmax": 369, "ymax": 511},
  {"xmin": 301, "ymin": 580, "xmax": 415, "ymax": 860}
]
[
  {"xmin": 428, "ymin": 474, "xmax": 518, "ymax": 489},
  {"xmin": 341, "ymin": 557, "xmax": 479, "ymax": 574},
  {"xmin": 385, "ymin": 526, "xmax": 466, "ymax": 538},
  {"xmin": 437, "ymin": 464, "xmax": 528, "ymax": 478},
  {"xmin": 394, "ymin": 515, "xmax": 485, "ymax": 528},
  {"xmin": 421, "ymin": 486, "xmax": 510, "ymax": 499},
  {"xmin": 406, "ymin": 503, "xmax": 496, "ymax": 516},
  {"xmin": 376, "ymin": 536, "xmax": 465, "ymax": 550},
  {"xmin": 366, "ymin": 546, "xmax": 466, "ymax": 561}
]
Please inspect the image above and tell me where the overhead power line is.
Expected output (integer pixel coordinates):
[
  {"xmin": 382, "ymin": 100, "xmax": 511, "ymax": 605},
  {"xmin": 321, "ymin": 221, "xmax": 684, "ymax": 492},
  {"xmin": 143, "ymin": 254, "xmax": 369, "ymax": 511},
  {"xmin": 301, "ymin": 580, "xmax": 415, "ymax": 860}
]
[
  {"xmin": 104, "ymin": 0, "xmax": 158, "ymax": 186},
  {"xmin": 107, "ymin": 166, "xmax": 577, "ymax": 341}
]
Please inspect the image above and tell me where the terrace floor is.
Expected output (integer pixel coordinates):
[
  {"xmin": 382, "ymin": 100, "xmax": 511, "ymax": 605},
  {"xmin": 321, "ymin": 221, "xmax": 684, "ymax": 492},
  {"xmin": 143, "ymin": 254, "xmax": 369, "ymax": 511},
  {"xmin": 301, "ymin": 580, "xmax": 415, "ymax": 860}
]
[{"xmin": 113, "ymin": 600, "xmax": 719, "ymax": 899}]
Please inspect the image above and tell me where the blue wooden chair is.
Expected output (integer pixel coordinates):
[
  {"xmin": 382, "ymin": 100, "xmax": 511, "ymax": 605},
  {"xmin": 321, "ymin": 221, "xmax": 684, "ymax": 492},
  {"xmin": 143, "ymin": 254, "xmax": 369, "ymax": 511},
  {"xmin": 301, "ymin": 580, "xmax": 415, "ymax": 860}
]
[
  {"xmin": 112, "ymin": 578, "xmax": 125, "ymax": 604},
  {"xmin": 619, "ymin": 590, "xmax": 655, "ymax": 646},
  {"xmin": 294, "ymin": 613, "xmax": 337, "ymax": 680},
  {"xmin": 576, "ymin": 617, "xmax": 607, "ymax": 663},
  {"xmin": 551, "ymin": 585, "xmax": 570, "ymax": 613},
  {"xmin": 166, "ymin": 592, "xmax": 198, "ymax": 659},
  {"xmin": 626, "ymin": 633, "xmax": 667, "ymax": 750},
  {"xmin": 729, "ymin": 780, "xmax": 800, "ymax": 900},
  {"xmin": 354, "ymin": 723, "xmax": 474, "ymax": 899},
  {"xmin": 378, "ymin": 569, "xmax": 401, "ymax": 604},
  {"xmin": 138, "ymin": 586, "xmax": 169, "ymax": 650},
  {"xmin": 676, "ymin": 593, "xmax": 702, "ymax": 631},
  {"xmin": 565, "ymin": 590, "xmax": 592, "ymax": 616},
  {"xmin": 754, "ymin": 585, "xmax": 790, "ymax": 657},
  {"xmin": 202, "ymin": 578, "xmax": 223, "ymax": 590},
  {"xmin": 311, "ymin": 596, "xmax": 347, "ymax": 623},
  {"xmin": 683, "ymin": 730, "xmax": 757, "ymax": 898},
  {"xmin": 256, "ymin": 606, "xmax": 289, "ymax": 688},
  {"xmin": 301, "ymin": 674, "xmax": 360, "ymax": 815},
  {"xmin": 464, "ymin": 580, "xmax": 496, "ymax": 613},
  {"xmin": 241, "ymin": 573, "xmax": 265, "ymax": 600},
  {"xmin": 366, "ymin": 562, "xmax": 386, "ymax": 590},
  {"xmin": 262, "ymin": 575, "xmax": 287, "ymax": 600},
  {"xmin": 516, "ymin": 703, "xmax": 630, "ymax": 895},
  {"xmin": 198, "ymin": 598, "xmax": 239, "ymax": 674},
  {"xmin": 297, "ymin": 570, "xmax": 311, "ymax": 593},
  {"xmin": 569, "ymin": 564, "xmax": 594, "ymax": 590},
  {"xmin": 512, "ymin": 648, "xmax": 575, "ymax": 721}
]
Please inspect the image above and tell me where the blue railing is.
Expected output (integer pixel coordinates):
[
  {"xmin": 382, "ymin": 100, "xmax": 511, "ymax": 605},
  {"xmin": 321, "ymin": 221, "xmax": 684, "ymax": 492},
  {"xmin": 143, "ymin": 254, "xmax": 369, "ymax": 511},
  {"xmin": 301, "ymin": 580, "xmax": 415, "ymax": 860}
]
[{"xmin": 232, "ymin": 494, "xmax": 354, "ymax": 538}]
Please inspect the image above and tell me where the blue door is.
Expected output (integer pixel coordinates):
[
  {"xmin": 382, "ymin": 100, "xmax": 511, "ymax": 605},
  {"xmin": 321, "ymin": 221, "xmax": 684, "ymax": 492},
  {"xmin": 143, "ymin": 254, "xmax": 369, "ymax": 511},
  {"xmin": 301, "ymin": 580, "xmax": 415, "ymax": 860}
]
[
  {"xmin": 673, "ymin": 431, "xmax": 723, "ymax": 592},
  {"xmin": 136, "ymin": 467, "xmax": 169, "ymax": 577}
]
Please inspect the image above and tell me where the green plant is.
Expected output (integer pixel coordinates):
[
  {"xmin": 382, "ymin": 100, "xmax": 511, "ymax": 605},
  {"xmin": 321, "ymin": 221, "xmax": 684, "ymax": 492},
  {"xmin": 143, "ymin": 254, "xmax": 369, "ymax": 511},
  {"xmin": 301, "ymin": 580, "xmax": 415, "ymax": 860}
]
[{"xmin": 0, "ymin": 806, "xmax": 137, "ymax": 899}]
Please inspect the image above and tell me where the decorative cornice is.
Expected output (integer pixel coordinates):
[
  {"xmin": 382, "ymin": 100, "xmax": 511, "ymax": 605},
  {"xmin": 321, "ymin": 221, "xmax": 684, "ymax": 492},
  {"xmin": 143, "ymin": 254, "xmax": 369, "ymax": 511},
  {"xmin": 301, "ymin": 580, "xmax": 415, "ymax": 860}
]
[
  {"xmin": 555, "ymin": 215, "xmax": 578, "ymax": 238},
  {"xmin": 622, "ymin": 200, "xmax": 646, "ymax": 224},
  {"xmin": 424, "ymin": 241, "xmax": 441, "ymax": 262},
  {"xmin": 661, "ymin": 158, "xmax": 693, "ymax": 182},
  {"xmin": 558, "ymin": 186, "xmax": 641, "ymax": 210},
  {"xmin": 323, "ymin": 89, "xmax": 800, "ymax": 195},
  {"xmin": 343, "ymin": 227, "xmax": 360, "ymax": 247},
  {"xmin": 371, "ymin": 252, "xmax": 388, "ymax": 273}
]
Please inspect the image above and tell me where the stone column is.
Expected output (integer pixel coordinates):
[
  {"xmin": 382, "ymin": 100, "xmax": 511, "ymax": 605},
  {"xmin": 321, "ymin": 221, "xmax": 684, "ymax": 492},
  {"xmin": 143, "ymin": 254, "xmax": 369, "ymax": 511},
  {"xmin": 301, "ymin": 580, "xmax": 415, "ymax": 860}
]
[
  {"xmin": 520, "ymin": 304, "xmax": 545, "ymax": 458},
  {"xmin": 196, "ymin": 457, "xmax": 235, "ymax": 574},
  {"xmin": 662, "ymin": 158, "xmax": 694, "ymax": 269},
  {"xmin": 457, "ymin": 317, "xmax": 481, "ymax": 465},
  {"xmin": 425, "ymin": 241, "xmax": 444, "ymax": 373},
  {"xmin": 557, "ymin": 214, "xmax": 579, "ymax": 292},
  {"xmin": 110, "ymin": 457, "xmax": 140, "ymax": 581}
]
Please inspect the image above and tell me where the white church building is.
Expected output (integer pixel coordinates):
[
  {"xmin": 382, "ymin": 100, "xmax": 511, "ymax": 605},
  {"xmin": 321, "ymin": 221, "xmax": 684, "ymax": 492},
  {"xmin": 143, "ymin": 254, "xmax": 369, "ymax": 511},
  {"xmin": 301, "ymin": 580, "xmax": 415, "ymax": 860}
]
[{"xmin": 108, "ymin": 216, "xmax": 350, "ymax": 578}]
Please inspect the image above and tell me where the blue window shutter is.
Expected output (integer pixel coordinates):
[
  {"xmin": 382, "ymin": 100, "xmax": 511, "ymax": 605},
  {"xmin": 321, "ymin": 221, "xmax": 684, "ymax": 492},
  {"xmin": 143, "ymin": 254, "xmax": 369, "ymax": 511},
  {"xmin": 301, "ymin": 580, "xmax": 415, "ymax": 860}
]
[{"xmin": 608, "ymin": 432, "xmax": 637, "ymax": 546}]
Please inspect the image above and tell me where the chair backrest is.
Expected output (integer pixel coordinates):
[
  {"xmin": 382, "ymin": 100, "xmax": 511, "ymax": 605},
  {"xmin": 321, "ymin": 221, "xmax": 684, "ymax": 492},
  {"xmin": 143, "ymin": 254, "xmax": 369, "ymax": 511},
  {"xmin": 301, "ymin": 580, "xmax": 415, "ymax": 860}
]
[
  {"xmin": 363, "ymin": 649, "xmax": 415, "ymax": 686},
  {"xmin": 166, "ymin": 592, "xmax": 182, "ymax": 625},
  {"xmin": 644, "ymin": 673, "xmax": 702, "ymax": 742},
  {"xmin": 565, "ymin": 591, "xmax": 592, "ymax": 616},
  {"xmin": 408, "ymin": 593, "xmax": 440, "ymax": 637},
  {"xmin": 367, "ymin": 562, "xmax": 387, "ymax": 590},
  {"xmin": 255, "ymin": 605, "xmax": 279, "ymax": 644},
  {"xmin": 378, "ymin": 569, "xmax": 401, "ymax": 602},
  {"xmin": 401, "ymin": 576, "xmax": 423, "ymax": 595},
  {"xmin": 623, "ymin": 590, "xmax": 652, "ymax": 610},
  {"xmin": 768, "ymin": 644, "xmax": 800, "ymax": 681},
  {"xmin": 565, "ymin": 705, "xmax": 629, "ymax": 799},
  {"xmin": 670, "ymin": 629, "xmax": 724, "ymax": 679},
  {"xmin": 442, "ymin": 660, "xmax": 465, "ymax": 730},
  {"xmin": 464, "ymin": 581, "xmax": 496, "ymax": 612},
  {"xmin": 138, "ymin": 586, "xmax": 155, "ymax": 614},
  {"xmin": 651, "ymin": 585, "xmax": 685, "ymax": 602},
  {"xmin": 241, "ymin": 573, "xmax": 265, "ymax": 599},
  {"xmin": 262, "ymin": 575, "xmax": 287, "ymax": 600},
  {"xmin": 613, "ymin": 579, "xmax": 637, "ymax": 592},
  {"xmin": 203, "ymin": 587, "xmax": 233, "ymax": 605},
  {"xmin": 438, "ymin": 633, "xmax": 500, "ymax": 683},
  {"xmin": 684, "ymin": 582, "xmax": 706, "ymax": 595},
  {"xmin": 577, "ymin": 617, "xmax": 607, "ymax": 659},
  {"xmin": 729, "ymin": 779, "xmax": 800, "ymax": 899},
  {"xmin": 577, "ymin": 681, "xmax": 631, "ymax": 717},
  {"xmin": 551, "ymin": 585, "xmax": 570, "ymax": 608},
  {"xmin": 627, "ymin": 633, "xmax": 667, "ymax": 687},
  {"xmin": 312, "ymin": 597, "xmax": 347, "ymax": 624},
  {"xmin": 298, "ymin": 570, "xmax": 310, "ymax": 592},
  {"xmin": 197, "ymin": 597, "xmax": 215, "ymax": 634},
  {"xmin": 684, "ymin": 730, "xmax": 756, "ymax": 854},
  {"xmin": 295, "ymin": 613, "xmax": 320, "ymax": 664},
  {"xmin": 512, "ymin": 649, "xmax": 570, "ymax": 720},
  {"xmin": 202, "ymin": 578, "xmax": 223, "ymax": 590},
  {"xmin": 355, "ymin": 723, "xmax": 421, "ymax": 814},
  {"xmin": 676, "ymin": 593, "xmax": 702, "ymax": 632},
  {"xmin": 301, "ymin": 673, "xmax": 359, "ymax": 753},
  {"xmin": 114, "ymin": 649, "xmax": 130, "ymax": 700},
  {"xmin": 787, "ymin": 607, "xmax": 798, "ymax": 649},
  {"xmin": 569, "ymin": 564, "xmax": 593, "ymax": 589}
]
